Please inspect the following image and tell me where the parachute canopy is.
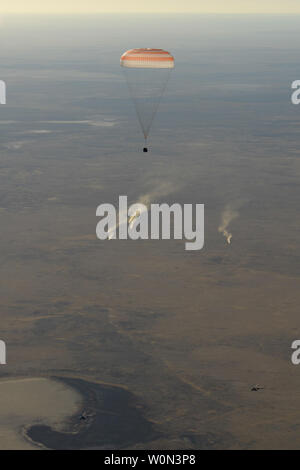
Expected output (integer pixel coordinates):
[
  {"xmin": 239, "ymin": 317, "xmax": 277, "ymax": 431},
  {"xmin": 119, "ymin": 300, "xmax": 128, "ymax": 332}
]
[
  {"xmin": 121, "ymin": 48, "xmax": 174, "ymax": 141},
  {"xmin": 120, "ymin": 48, "xmax": 174, "ymax": 69}
]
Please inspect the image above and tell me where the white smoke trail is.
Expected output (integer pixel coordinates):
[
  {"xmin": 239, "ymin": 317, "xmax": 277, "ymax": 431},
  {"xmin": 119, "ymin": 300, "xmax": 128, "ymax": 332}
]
[
  {"xmin": 218, "ymin": 205, "xmax": 239, "ymax": 245},
  {"xmin": 137, "ymin": 181, "xmax": 177, "ymax": 208},
  {"xmin": 108, "ymin": 208, "xmax": 127, "ymax": 240},
  {"xmin": 108, "ymin": 181, "xmax": 178, "ymax": 239},
  {"xmin": 128, "ymin": 210, "xmax": 141, "ymax": 229}
]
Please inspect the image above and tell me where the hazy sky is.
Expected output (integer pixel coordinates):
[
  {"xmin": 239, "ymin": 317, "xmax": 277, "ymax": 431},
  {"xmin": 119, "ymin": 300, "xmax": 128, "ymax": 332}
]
[{"xmin": 1, "ymin": 0, "xmax": 300, "ymax": 14}]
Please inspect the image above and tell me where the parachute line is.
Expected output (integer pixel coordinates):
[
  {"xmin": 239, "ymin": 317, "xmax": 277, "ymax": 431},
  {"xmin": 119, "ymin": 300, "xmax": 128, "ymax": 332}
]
[{"xmin": 123, "ymin": 67, "xmax": 172, "ymax": 140}]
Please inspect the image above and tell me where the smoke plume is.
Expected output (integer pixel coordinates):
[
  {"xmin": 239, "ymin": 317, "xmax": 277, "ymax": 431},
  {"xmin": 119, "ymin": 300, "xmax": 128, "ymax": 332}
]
[
  {"xmin": 218, "ymin": 205, "xmax": 239, "ymax": 245},
  {"xmin": 108, "ymin": 181, "xmax": 178, "ymax": 239}
]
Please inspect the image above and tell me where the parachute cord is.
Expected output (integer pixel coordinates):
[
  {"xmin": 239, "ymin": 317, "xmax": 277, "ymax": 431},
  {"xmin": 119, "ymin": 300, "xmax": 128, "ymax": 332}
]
[{"xmin": 123, "ymin": 67, "xmax": 172, "ymax": 148}]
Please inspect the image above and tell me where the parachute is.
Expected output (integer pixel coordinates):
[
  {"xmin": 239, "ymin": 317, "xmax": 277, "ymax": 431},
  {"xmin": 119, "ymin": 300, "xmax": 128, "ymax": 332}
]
[{"xmin": 120, "ymin": 48, "xmax": 174, "ymax": 151}]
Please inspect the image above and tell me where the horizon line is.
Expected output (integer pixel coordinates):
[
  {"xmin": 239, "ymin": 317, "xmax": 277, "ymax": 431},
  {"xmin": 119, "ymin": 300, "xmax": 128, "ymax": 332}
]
[{"xmin": 1, "ymin": 12, "xmax": 300, "ymax": 15}]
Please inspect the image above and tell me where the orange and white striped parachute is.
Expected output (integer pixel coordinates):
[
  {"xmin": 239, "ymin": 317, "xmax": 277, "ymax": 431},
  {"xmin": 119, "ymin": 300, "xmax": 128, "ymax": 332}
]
[
  {"xmin": 120, "ymin": 48, "xmax": 174, "ymax": 148},
  {"xmin": 120, "ymin": 48, "xmax": 174, "ymax": 69}
]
